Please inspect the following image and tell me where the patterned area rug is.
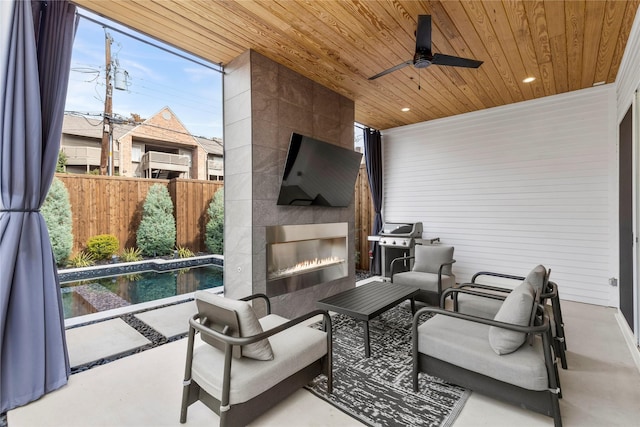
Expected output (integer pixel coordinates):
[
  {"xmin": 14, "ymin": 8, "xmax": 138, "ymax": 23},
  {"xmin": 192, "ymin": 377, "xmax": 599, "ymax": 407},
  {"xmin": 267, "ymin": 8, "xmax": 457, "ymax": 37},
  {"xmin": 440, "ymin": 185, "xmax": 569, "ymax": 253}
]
[{"xmin": 307, "ymin": 303, "xmax": 470, "ymax": 427}]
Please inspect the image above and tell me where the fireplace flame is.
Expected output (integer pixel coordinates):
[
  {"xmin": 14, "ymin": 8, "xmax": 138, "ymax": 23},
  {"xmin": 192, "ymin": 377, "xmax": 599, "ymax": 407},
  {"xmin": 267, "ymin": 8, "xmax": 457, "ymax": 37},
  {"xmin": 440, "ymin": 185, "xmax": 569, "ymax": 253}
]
[{"xmin": 270, "ymin": 256, "xmax": 344, "ymax": 279}]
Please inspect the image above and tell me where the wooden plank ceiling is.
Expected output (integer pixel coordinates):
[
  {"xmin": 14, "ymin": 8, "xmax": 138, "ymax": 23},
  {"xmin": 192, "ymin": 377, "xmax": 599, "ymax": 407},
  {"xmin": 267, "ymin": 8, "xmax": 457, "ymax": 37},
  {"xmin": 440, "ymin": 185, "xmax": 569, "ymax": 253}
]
[{"xmin": 73, "ymin": 0, "xmax": 639, "ymax": 131}]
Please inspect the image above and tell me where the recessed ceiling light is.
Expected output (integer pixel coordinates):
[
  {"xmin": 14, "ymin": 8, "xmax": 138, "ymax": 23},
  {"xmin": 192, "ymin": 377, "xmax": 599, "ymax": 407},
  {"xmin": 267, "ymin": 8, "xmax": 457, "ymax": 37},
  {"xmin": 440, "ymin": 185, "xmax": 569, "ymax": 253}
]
[
  {"xmin": 401, "ymin": 107, "xmax": 410, "ymax": 112},
  {"xmin": 522, "ymin": 76, "xmax": 536, "ymax": 83}
]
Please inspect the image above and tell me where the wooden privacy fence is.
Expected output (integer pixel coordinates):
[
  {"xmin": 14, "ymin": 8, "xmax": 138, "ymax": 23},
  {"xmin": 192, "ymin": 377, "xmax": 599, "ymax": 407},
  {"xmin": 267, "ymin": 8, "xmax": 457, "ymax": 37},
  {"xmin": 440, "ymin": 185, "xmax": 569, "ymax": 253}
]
[
  {"xmin": 56, "ymin": 166, "xmax": 375, "ymax": 270},
  {"xmin": 354, "ymin": 164, "xmax": 375, "ymax": 272},
  {"xmin": 56, "ymin": 174, "xmax": 223, "ymax": 254}
]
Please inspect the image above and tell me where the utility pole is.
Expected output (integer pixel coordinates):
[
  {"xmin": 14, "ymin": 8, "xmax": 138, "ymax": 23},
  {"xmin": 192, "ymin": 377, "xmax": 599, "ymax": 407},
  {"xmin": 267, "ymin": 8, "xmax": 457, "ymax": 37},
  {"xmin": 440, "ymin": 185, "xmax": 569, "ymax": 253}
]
[{"xmin": 100, "ymin": 32, "xmax": 113, "ymax": 176}]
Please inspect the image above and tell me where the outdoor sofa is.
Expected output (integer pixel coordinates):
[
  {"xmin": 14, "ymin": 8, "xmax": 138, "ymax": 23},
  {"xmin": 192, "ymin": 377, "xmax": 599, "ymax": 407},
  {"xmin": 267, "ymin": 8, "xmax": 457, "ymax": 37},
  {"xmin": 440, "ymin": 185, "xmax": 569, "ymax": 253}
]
[{"xmin": 412, "ymin": 280, "xmax": 562, "ymax": 427}]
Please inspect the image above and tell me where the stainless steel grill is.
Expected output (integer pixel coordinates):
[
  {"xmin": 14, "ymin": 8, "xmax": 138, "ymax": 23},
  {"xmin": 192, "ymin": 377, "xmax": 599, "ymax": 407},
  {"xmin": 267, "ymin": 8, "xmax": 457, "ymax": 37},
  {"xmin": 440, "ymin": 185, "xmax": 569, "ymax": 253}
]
[
  {"xmin": 378, "ymin": 222, "xmax": 423, "ymax": 279},
  {"xmin": 379, "ymin": 222, "xmax": 423, "ymax": 248}
]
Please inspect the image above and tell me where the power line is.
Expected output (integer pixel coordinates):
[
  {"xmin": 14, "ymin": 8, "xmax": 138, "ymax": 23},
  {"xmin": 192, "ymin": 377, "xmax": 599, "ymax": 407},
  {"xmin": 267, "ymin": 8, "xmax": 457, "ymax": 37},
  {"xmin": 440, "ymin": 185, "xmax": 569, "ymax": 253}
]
[
  {"xmin": 65, "ymin": 113, "xmax": 105, "ymax": 126},
  {"xmin": 123, "ymin": 88, "xmax": 217, "ymax": 115}
]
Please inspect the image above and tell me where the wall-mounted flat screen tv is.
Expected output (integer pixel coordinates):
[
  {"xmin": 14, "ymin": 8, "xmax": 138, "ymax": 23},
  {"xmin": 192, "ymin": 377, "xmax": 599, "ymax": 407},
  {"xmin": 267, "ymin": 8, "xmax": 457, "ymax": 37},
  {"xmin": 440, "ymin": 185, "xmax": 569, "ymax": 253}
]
[{"xmin": 277, "ymin": 132, "xmax": 363, "ymax": 207}]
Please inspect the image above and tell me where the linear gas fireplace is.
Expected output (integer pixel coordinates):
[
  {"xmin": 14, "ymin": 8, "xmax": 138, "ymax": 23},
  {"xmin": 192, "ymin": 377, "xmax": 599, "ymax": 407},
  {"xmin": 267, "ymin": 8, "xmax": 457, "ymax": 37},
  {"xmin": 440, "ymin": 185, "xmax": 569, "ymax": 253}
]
[{"xmin": 266, "ymin": 222, "xmax": 348, "ymax": 297}]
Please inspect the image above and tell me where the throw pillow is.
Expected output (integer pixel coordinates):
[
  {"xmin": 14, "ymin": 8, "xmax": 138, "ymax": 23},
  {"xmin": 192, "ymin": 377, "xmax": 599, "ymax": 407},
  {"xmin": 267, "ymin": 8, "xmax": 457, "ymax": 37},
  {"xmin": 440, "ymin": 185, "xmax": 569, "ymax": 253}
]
[
  {"xmin": 488, "ymin": 281, "xmax": 535, "ymax": 355},
  {"xmin": 195, "ymin": 291, "xmax": 274, "ymax": 361},
  {"xmin": 525, "ymin": 264, "xmax": 547, "ymax": 294}
]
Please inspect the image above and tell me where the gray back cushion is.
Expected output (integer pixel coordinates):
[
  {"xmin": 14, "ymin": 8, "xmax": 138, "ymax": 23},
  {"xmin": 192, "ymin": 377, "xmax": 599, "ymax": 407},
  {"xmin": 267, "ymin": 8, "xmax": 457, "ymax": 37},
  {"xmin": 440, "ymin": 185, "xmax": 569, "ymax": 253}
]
[
  {"xmin": 525, "ymin": 265, "xmax": 547, "ymax": 295},
  {"xmin": 413, "ymin": 245, "xmax": 454, "ymax": 275},
  {"xmin": 488, "ymin": 281, "xmax": 535, "ymax": 355},
  {"xmin": 195, "ymin": 291, "xmax": 274, "ymax": 361}
]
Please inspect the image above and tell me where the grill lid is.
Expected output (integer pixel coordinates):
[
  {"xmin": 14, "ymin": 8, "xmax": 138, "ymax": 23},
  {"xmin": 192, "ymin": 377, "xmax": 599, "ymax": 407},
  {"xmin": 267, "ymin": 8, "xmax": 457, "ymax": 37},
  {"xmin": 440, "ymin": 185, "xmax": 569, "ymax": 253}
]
[{"xmin": 380, "ymin": 222, "xmax": 423, "ymax": 237}]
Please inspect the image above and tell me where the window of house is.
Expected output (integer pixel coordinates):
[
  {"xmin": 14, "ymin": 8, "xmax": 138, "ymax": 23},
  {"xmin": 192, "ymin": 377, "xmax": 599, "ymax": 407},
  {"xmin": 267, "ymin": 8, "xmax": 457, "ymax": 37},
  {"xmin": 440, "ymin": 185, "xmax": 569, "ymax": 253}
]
[{"xmin": 131, "ymin": 144, "xmax": 142, "ymax": 162}]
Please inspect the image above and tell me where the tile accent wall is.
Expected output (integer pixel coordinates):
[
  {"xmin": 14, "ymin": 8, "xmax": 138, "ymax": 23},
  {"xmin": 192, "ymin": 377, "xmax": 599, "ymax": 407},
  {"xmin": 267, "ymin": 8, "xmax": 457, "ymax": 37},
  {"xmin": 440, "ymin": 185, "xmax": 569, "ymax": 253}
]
[{"xmin": 223, "ymin": 50, "xmax": 356, "ymax": 318}]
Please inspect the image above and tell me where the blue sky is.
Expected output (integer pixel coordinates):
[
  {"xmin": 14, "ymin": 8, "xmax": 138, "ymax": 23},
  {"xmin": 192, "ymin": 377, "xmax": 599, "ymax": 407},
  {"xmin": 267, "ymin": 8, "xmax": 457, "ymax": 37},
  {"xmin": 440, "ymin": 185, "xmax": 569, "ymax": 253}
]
[{"xmin": 65, "ymin": 13, "xmax": 223, "ymax": 139}]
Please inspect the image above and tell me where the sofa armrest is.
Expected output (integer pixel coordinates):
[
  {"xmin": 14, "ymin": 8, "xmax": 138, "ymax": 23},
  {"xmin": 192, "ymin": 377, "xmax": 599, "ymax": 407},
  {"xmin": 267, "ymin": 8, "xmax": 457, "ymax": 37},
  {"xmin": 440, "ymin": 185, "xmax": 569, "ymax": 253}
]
[
  {"xmin": 239, "ymin": 293, "xmax": 271, "ymax": 315},
  {"xmin": 471, "ymin": 270, "xmax": 526, "ymax": 283},
  {"xmin": 190, "ymin": 309, "xmax": 331, "ymax": 347},
  {"xmin": 412, "ymin": 305, "xmax": 549, "ymax": 341},
  {"xmin": 441, "ymin": 286, "xmax": 508, "ymax": 309},
  {"xmin": 540, "ymin": 281, "xmax": 558, "ymax": 301},
  {"xmin": 390, "ymin": 255, "xmax": 415, "ymax": 282},
  {"xmin": 436, "ymin": 259, "xmax": 456, "ymax": 293},
  {"xmin": 457, "ymin": 282, "xmax": 514, "ymax": 293}
]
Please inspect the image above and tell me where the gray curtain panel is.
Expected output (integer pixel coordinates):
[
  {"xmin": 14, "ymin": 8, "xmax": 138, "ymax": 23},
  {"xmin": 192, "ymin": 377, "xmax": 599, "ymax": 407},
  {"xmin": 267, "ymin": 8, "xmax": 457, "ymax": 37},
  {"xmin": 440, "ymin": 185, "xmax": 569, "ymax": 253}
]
[
  {"xmin": 0, "ymin": 0, "xmax": 77, "ymax": 412},
  {"xmin": 364, "ymin": 128, "xmax": 382, "ymax": 275}
]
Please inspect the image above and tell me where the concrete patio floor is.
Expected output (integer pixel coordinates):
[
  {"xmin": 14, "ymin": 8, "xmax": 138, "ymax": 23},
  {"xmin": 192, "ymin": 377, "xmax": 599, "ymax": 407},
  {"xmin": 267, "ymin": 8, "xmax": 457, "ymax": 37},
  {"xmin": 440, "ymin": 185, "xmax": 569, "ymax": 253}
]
[{"xmin": 7, "ymin": 280, "xmax": 640, "ymax": 426}]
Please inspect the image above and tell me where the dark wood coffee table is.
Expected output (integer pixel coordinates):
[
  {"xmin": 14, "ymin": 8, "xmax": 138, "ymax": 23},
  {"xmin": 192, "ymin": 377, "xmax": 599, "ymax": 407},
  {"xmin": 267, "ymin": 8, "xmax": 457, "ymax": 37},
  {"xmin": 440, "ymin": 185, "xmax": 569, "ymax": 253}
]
[{"xmin": 317, "ymin": 280, "xmax": 419, "ymax": 357}]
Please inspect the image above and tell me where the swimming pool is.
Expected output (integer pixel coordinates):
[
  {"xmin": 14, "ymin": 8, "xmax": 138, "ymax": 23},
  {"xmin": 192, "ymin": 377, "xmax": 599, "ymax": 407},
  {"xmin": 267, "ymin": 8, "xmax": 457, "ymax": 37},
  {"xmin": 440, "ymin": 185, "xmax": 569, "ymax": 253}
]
[{"xmin": 60, "ymin": 264, "xmax": 223, "ymax": 319}]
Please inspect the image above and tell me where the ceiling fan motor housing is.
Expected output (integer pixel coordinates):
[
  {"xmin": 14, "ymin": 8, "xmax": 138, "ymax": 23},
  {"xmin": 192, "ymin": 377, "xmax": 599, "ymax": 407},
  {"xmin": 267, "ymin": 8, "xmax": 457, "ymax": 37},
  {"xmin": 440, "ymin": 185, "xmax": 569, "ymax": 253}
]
[{"xmin": 413, "ymin": 51, "xmax": 433, "ymax": 68}]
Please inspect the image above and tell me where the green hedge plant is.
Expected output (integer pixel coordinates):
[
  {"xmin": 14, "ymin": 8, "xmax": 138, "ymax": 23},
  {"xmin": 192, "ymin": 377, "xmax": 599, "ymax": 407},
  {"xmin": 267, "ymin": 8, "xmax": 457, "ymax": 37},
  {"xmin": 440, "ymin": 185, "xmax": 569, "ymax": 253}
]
[
  {"xmin": 176, "ymin": 245, "xmax": 194, "ymax": 258},
  {"xmin": 41, "ymin": 177, "xmax": 73, "ymax": 266},
  {"xmin": 205, "ymin": 188, "xmax": 224, "ymax": 255},
  {"xmin": 120, "ymin": 247, "xmax": 143, "ymax": 262},
  {"xmin": 86, "ymin": 234, "xmax": 120, "ymax": 260},
  {"xmin": 136, "ymin": 184, "xmax": 176, "ymax": 256},
  {"xmin": 66, "ymin": 251, "xmax": 95, "ymax": 268}
]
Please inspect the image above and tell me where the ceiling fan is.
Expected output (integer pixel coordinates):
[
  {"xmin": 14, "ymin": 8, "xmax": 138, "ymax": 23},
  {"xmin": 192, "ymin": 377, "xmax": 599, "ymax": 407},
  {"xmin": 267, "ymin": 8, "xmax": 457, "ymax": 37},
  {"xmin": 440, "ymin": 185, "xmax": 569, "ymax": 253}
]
[{"xmin": 368, "ymin": 15, "xmax": 483, "ymax": 80}]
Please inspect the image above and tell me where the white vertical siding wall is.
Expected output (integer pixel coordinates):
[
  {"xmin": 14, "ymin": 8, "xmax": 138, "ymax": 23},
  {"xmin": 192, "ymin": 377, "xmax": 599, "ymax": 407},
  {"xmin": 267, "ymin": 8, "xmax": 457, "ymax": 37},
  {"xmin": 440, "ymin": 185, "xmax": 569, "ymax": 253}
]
[
  {"xmin": 616, "ymin": 6, "xmax": 640, "ymax": 120},
  {"xmin": 383, "ymin": 86, "xmax": 616, "ymax": 306}
]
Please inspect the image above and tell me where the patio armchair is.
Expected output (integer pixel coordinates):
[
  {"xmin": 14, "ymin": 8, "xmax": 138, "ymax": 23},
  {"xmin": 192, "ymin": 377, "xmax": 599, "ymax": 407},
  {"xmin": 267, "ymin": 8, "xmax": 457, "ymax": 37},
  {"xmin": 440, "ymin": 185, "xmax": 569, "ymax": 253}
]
[
  {"xmin": 180, "ymin": 291, "xmax": 332, "ymax": 427},
  {"xmin": 446, "ymin": 265, "xmax": 568, "ymax": 369},
  {"xmin": 413, "ymin": 280, "xmax": 562, "ymax": 427},
  {"xmin": 390, "ymin": 244, "xmax": 456, "ymax": 306}
]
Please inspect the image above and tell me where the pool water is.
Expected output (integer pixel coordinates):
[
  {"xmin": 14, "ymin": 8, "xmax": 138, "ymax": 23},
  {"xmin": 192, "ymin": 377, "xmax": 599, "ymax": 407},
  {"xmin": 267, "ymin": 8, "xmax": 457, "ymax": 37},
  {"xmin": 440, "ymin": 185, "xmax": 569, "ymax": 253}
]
[{"xmin": 60, "ymin": 264, "xmax": 223, "ymax": 319}]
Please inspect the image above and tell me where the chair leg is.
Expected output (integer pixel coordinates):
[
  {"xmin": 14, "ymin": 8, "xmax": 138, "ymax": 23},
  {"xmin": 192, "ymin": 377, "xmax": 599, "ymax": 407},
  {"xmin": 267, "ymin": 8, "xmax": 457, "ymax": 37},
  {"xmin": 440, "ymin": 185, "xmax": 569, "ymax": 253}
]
[
  {"xmin": 179, "ymin": 382, "xmax": 190, "ymax": 423},
  {"xmin": 551, "ymin": 392, "xmax": 563, "ymax": 427},
  {"xmin": 181, "ymin": 326, "xmax": 197, "ymax": 423},
  {"xmin": 556, "ymin": 338, "xmax": 568, "ymax": 370},
  {"xmin": 551, "ymin": 295, "xmax": 567, "ymax": 350},
  {"xmin": 553, "ymin": 361, "xmax": 562, "ymax": 399}
]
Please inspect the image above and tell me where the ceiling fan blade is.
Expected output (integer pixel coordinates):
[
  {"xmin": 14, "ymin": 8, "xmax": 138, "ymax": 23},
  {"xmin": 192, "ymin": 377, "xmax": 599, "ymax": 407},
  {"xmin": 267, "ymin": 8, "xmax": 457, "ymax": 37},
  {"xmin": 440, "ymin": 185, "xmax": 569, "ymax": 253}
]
[
  {"xmin": 368, "ymin": 60, "xmax": 412, "ymax": 80},
  {"xmin": 415, "ymin": 15, "xmax": 432, "ymax": 52},
  {"xmin": 431, "ymin": 53, "xmax": 483, "ymax": 68}
]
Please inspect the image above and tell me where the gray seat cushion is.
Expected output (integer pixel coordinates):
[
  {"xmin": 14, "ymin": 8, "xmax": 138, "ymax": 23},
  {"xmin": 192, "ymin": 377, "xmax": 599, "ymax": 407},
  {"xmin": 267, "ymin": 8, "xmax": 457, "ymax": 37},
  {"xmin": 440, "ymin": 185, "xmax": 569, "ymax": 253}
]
[
  {"xmin": 393, "ymin": 270, "xmax": 456, "ymax": 293},
  {"xmin": 418, "ymin": 314, "xmax": 548, "ymax": 391},
  {"xmin": 191, "ymin": 314, "xmax": 327, "ymax": 405}
]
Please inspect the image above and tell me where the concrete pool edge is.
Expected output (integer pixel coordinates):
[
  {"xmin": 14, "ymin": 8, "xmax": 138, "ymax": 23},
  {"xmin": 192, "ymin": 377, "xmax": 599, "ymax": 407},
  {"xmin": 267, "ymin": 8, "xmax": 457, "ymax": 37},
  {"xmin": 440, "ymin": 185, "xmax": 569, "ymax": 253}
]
[
  {"xmin": 63, "ymin": 287, "xmax": 224, "ymax": 329},
  {"xmin": 58, "ymin": 254, "xmax": 224, "ymax": 283}
]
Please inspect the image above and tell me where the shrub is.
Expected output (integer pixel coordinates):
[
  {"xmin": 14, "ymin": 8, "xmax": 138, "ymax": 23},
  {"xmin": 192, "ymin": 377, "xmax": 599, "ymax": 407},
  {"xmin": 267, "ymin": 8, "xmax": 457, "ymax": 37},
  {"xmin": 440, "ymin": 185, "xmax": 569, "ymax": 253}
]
[
  {"xmin": 66, "ymin": 251, "xmax": 95, "ymax": 268},
  {"xmin": 205, "ymin": 188, "xmax": 224, "ymax": 254},
  {"xmin": 87, "ymin": 234, "xmax": 120, "ymax": 260},
  {"xmin": 120, "ymin": 247, "xmax": 143, "ymax": 262},
  {"xmin": 176, "ymin": 245, "xmax": 194, "ymax": 258},
  {"xmin": 41, "ymin": 177, "xmax": 73, "ymax": 266},
  {"xmin": 56, "ymin": 151, "xmax": 67, "ymax": 173},
  {"xmin": 136, "ymin": 184, "xmax": 176, "ymax": 256}
]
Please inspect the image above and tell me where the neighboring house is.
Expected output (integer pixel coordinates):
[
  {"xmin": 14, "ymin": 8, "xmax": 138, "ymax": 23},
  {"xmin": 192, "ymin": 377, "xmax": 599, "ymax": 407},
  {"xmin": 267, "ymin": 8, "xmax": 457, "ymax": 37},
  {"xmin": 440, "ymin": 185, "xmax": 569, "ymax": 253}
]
[
  {"xmin": 60, "ymin": 106, "xmax": 223, "ymax": 180},
  {"xmin": 195, "ymin": 136, "xmax": 224, "ymax": 181}
]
